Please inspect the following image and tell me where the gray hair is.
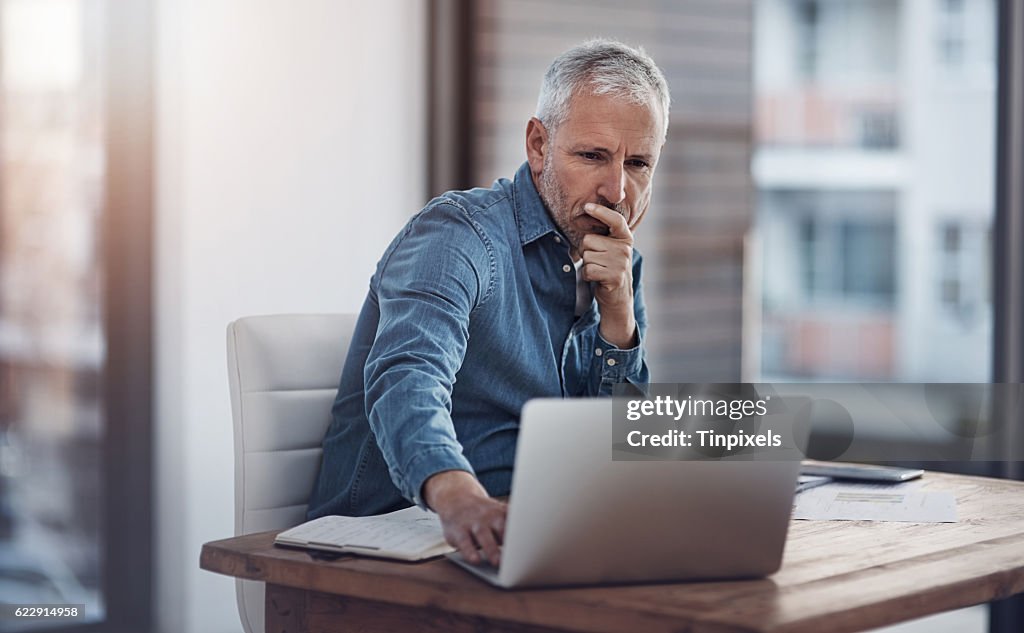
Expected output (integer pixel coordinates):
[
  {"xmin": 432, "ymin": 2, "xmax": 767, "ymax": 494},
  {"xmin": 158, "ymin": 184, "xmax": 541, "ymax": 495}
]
[{"xmin": 536, "ymin": 39, "xmax": 671, "ymax": 141}]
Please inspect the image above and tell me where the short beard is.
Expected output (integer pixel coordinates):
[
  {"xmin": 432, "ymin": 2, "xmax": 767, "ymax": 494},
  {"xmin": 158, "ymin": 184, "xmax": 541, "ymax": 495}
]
[{"xmin": 536, "ymin": 152, "xmax": 586, "ymax": 253}]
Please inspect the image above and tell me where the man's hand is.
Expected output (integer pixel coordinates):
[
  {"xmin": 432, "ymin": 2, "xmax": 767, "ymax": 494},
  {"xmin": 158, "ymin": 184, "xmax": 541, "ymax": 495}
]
[
  {"xmin": 579, "ymin": 203, "xmax": 638, "ymax": 349},
  {"xmin": 423, "ymin": 470, "xmax": 507, "ymax": 566}
]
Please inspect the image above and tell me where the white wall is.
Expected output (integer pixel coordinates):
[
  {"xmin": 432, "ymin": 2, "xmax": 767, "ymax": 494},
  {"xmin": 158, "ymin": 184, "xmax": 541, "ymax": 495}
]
[{"xmin": 154, "ymin": 2, "xmax": 426, "ymax": 631}]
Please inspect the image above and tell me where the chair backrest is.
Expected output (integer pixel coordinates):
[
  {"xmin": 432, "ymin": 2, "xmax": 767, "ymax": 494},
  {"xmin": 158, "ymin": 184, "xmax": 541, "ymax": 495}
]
[{"xmin": 226, "ymin": 313, "xmax": 357, "ymax": 633}]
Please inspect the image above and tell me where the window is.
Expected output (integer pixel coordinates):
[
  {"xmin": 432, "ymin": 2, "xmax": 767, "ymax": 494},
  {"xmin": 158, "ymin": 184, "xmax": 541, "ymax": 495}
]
[
  {"xmin": 754, "ymin": 0, "xmax": 995, "ymax": 382},
  {"xmin": 938, "ymin": 220, "xmax": 991, "ymax": 323},
  {"xmin": 757, "ymin": 0, "xmax": 902, "ymax": 149},
  {"xmin": 796, "ymin": 0, "xmax": 820, "ymax": 78},
  {"xmin": 0, "ymin": 0, "xmax": 153, "ymax": 629},
  {"xmin": 798, "ymin": 216, "xmax": 896, "ymax": 303},
  {"xmin": 935, "ymin": 0, "xmax": 998, "ymax": 74},
  {"xmin": 0, "ymin": 0, "xmax": 107, "ymax": 623},
  {"xmin": 938, "ymin": 0, "xmax": 967, "ymax": 66}
]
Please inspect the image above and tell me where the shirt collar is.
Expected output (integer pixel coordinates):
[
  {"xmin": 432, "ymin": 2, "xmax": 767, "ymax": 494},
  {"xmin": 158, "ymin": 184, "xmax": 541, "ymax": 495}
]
[{"xmin": 512, "ymin": 161, "xmax": 563, "ymax": 246}]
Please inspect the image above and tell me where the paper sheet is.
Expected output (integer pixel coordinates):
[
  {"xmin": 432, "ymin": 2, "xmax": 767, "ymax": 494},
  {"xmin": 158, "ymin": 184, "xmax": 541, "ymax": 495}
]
[{"xmin": 793, "ymin": 482, "xmax": 957, "ymax": 523}]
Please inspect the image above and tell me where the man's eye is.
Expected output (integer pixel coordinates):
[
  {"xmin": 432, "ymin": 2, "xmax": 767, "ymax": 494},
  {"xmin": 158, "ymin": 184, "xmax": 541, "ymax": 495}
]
[
  {"xmin": 579, "ymin": 152, "xmax": 601, "ymax": 161},
  {"xmin": 627, "ymin": 159, "xmax": 650, "ymax": 169}
]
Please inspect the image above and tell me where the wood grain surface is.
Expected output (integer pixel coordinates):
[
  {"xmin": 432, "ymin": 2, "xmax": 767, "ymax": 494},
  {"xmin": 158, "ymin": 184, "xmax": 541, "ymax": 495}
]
[{"xmin": 202, "ymin": 472, "xmax": 1024, "ymax": 633}]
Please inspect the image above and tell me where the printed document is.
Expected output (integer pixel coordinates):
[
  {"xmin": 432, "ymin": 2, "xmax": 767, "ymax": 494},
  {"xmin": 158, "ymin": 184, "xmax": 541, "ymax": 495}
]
[{"xmin": 794, "ymin": 482, "xmax": 957, "ymax": 523}]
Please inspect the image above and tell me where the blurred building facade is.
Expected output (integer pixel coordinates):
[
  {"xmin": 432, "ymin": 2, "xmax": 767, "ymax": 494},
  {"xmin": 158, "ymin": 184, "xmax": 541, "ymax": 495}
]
[{"xmin": 754, "ymin": 0, "xmax": 996, "ymax": 381}]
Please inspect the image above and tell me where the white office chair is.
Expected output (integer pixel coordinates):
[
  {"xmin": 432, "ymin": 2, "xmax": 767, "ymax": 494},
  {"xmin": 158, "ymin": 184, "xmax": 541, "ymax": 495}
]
[{"xmin": 226, "ymin": 313, "xmax": 357, "ymax": 633}]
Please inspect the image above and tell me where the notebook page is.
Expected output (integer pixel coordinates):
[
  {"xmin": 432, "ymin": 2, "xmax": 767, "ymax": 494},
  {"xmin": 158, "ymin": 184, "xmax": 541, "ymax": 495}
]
[{"xmin": 278, "ymin": 506, "xmax": 450, "ymax": 555}]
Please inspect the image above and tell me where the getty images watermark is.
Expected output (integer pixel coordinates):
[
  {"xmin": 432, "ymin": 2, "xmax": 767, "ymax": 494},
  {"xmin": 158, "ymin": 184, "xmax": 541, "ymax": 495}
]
[{"xmin": 611, "ymin": 383, "xmax": 1024, "ymax": 462}]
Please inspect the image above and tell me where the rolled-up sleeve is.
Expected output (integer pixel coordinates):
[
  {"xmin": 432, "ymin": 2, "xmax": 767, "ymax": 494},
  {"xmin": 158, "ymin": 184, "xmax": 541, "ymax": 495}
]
[{"xmin": 362, "ymin": 201, "xmax": 494, "ymax": 508}]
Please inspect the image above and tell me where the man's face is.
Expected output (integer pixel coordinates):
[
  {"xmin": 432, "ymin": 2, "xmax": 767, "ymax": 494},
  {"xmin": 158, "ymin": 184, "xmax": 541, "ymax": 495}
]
[{"xmin": 529, "ymin": 91, "xmax": 664, "ymax": 256}]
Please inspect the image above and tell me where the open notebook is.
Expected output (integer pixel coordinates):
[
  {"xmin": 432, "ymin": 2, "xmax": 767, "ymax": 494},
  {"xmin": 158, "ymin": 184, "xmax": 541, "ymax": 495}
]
[{"xmin": 274, "ymin": 506, "xmax": 454, "ymax": 562}]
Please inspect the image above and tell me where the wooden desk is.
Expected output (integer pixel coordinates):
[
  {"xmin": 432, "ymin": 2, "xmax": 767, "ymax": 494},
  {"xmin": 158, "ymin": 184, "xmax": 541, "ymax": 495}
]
[{"xmin": 201, "ymin": 472, "xmax": 1024, "ymax": 633}]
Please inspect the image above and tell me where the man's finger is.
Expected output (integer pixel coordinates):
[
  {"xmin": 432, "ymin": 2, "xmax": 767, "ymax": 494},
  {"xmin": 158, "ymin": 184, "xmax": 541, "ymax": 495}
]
[
  {"xmin": 489, "ymin": 512, "xmax": 507, "ymax": 545},
  {"xmin": 583, "ymin": 263, "xmax": 631, "ymax": 288},
  {"xmin": 580, "ymin": 233, "xmax": 612, "ymax": 254},
  {"xmin": 583, "ymin": 203, "xmax": 632, "ymax": 240},
  {"xmin": 471, "ymin": 523, "xmax": 502, "ymax": 566},
  {"xmin": 449, "ymin": 529, "xmax": 480, "ymax": 565},
  {"xmin": 581, "ymin": 243, "xmax": 631, "ymax": 264},
  {"xmin": 581, "ymin": 262, "xmax": 608, "ymax": 282}
]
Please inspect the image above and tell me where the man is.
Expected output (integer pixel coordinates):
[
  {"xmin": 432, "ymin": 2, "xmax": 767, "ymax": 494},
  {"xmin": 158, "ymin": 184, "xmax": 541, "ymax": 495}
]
[{"xmin": 308, "ymin": 39, "xmax": 669, "ymax": 568}]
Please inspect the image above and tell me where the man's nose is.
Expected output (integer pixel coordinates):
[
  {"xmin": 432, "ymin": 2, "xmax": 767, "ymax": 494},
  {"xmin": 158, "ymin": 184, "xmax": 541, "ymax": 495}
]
[{"xmin": 597, "ymin": 162, "xmax": 626, "ymax": 205}]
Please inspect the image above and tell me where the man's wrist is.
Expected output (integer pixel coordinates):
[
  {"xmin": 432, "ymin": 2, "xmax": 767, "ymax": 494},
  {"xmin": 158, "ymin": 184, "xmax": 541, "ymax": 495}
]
[
  {"xmin": 422, "ymin": 469, "xmax": 486, "ymax": 514},
  {"xmin": 598, "ymin": 309, "xmax": 637, "ymax": 349}
]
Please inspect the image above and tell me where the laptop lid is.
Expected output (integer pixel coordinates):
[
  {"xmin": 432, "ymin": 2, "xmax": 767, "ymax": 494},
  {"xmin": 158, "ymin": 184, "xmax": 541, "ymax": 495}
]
[{"xmin": 491, "ymin": 398, "xmax": 801, "ymax": 588}]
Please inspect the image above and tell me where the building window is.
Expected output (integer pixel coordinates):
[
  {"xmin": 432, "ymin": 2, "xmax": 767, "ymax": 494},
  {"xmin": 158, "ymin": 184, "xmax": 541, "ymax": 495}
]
[
  {"xmin": 798, "ymin": 216, "xmax": 896, "ymax": 305},
  {"xmin": 938, "ymin": 220, "xmax": 990, "ymax": 324},
  {"xmin": 936, "ymin": 0, "xmax": 997, "ymax": 73},
  {"xmin": 796, "ymin": 0, "xmax": 820, "ymax": 78}
]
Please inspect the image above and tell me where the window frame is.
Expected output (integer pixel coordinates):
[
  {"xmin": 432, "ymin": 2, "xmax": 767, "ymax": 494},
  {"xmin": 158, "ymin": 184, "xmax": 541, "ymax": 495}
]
[{"xmin": 98, "ymin": 0, "xmax": 154, "ymax": 630}]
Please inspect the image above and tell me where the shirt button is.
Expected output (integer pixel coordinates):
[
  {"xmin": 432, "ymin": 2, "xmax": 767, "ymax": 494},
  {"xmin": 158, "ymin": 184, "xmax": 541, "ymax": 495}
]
[
  {"xmin": 595, "ymin": 348, "xmax": 603, "ymax": 357},
  {"xmin": 562, "ymin": 264, "xmax": 572, "ymax": 273},
  {"xmin": 606, "ymin": 358, "xmax": 617, "ymax": 367},
  {"xmin": 554, "ymin": 236, "xmax": 562, "ymax": 244}
]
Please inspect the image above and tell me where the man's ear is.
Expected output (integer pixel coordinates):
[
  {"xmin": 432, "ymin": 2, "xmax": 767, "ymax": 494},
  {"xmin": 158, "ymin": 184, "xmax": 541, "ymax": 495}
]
[{"xmin": 525, "ymin": 117, "xmax": 549, "ymax": 176}]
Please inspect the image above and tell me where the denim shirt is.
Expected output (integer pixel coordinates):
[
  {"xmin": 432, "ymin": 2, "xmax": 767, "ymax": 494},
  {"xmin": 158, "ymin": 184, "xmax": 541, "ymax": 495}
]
[{"xmin": 307, "ymin": 162, "xmax": 649, "ymax": 518}]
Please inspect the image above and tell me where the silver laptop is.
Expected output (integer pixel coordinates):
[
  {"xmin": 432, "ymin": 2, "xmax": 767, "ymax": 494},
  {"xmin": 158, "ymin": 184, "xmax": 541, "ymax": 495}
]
[{"xmin": 448, "ymin": 398, "xmax": 802, "ymax": 588}]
